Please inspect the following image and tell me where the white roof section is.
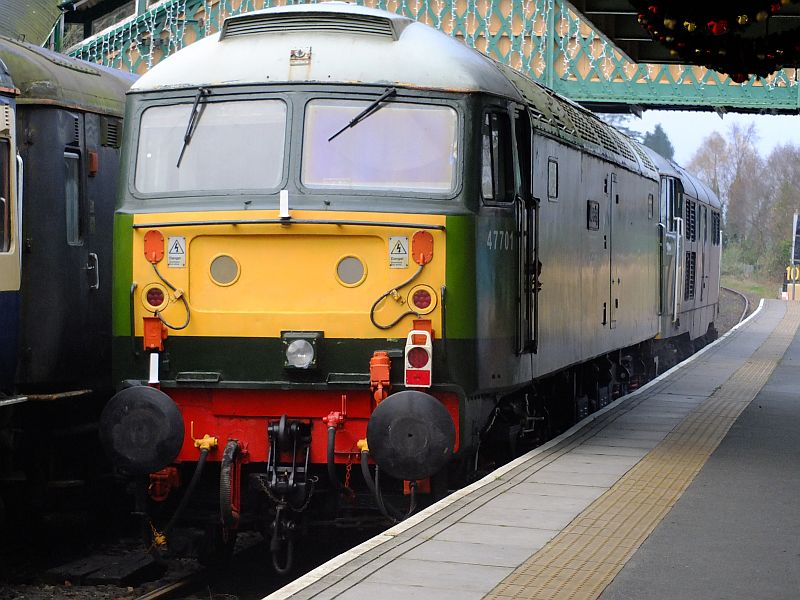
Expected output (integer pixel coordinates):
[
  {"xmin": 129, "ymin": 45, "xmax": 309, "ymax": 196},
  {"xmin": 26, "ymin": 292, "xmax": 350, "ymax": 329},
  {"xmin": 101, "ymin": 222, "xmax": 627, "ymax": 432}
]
[{"xmin": 131, "ymin": 2, "xmax": 522, "ymax": 100}]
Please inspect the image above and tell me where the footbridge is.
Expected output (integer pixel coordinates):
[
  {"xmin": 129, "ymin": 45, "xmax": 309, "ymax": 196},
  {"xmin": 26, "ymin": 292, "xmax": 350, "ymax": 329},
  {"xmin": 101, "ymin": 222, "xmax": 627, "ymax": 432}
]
[{"xmin": 67, "ymin": 0, "xmax": 800, "ymax": 113}]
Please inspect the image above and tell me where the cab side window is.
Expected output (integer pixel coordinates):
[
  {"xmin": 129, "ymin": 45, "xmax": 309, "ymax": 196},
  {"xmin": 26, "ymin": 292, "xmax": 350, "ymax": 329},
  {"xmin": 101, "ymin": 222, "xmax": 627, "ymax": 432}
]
[
  {"xmin": 0, "ymin": 138, "xmax": 9, "ymax": 253},
  {"xmin": 481, "ymin": 112, "xmax": 514, "ymax": 203}
]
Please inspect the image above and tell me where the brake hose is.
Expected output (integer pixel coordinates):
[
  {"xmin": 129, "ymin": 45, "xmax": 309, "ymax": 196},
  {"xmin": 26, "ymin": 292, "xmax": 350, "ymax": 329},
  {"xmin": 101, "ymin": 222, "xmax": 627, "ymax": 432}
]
[
  {"xmin": 151, "ymin": 262, "xmax": 191, "ymax": 330},
  {"xmin": 369, "ymin": 263, "xmax": 425, "ymax": 330},
  {"xmin": 360, "ymin": 451, "xmax": 417, "ymax": 522},
  {"xmin": 147, "ymin": 447, "xmax": 209, "ymax": 557}
]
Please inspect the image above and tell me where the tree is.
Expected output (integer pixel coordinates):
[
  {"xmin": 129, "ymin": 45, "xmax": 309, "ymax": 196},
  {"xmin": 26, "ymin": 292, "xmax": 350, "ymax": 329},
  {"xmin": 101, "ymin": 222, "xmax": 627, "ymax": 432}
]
[
  {"xmin": 598, "ymin": 113, "xmax": 642, "ymax": 141},
  {"xmin": 642, "ymin": 124, "xmax": 675, "ymax": 159},
  {"xmin": 685, "ymin": 123, "xmax": 800, "ymax": 279}
]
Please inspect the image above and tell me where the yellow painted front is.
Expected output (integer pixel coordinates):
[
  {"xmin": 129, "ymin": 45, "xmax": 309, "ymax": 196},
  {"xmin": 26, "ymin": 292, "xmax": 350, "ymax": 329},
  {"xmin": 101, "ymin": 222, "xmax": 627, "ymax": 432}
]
[{"xmin": 131, "ymin": 209, "xmax": 446, "ymax": 338}]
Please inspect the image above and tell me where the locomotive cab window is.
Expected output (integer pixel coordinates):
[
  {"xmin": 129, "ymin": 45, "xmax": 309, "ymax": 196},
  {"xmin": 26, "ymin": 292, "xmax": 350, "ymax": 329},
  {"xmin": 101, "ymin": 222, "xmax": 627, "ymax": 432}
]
[
  {"xmin": 135, "ymin": 99, "xmax": 287, "ymax": 194},
  {"xmin": 302, "ymin": 99, "xmax": 458, "ymax": 193},
  {"xmin": 65, "ymin": 151, "xmax": 82, "ymax": 246},
  {"xmin": 481, "ymin": 111, "xmax": 514, "ymax": 203},
  {"xmin": 0, "ymin": 138, "xmax": 9, "ymax": 252}
]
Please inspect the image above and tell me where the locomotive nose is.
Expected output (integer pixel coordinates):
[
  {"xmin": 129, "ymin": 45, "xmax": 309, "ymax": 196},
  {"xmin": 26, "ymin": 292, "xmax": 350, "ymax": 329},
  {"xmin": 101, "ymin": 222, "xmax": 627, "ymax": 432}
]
[
  {"xmin": 366, "ymin": 390, "xmax": 455, "ymax": 481},
  {"xmin": 100, "ymin": 386, "xmax": 185, "ymax": 475}
]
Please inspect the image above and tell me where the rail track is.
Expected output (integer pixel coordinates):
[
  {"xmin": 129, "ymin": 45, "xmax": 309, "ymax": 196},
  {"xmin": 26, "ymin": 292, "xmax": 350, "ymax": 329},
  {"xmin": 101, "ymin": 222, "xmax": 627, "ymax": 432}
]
[{"xmin": 721, "ymin": 285, "xmax": 751, "ymax": 325}]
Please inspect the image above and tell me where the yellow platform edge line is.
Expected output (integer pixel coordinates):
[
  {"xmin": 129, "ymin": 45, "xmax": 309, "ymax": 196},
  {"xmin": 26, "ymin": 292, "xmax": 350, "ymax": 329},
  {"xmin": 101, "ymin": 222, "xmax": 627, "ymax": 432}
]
[{"xmin": 486, "ymin": 303, "xmax": 800, "ymax": 600}]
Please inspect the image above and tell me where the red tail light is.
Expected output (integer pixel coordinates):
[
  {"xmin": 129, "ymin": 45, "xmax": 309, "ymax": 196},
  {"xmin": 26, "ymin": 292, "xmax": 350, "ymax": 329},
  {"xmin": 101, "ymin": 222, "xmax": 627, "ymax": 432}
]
[
  {"xmin": 411, "ymin": 289, "xmax": 432, "ymax": 310},
  {"xmin": 407, "ymin": 347, "xmax": 429, "ymax": 368},
  {"xmin": 405, "ymin": 330, "xmax": 432, "ymax": 388},
  {"xmin": 147, "ymin": 287, "xmax": 165, "ymax": 308}
]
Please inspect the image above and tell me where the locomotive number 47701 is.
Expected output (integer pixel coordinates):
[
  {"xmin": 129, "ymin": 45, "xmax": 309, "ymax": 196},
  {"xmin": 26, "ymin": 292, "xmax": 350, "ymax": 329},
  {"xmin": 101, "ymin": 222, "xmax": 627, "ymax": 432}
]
[{"xmin": 487, "ymin": 229, "xmax": 514, "ymax": 251}]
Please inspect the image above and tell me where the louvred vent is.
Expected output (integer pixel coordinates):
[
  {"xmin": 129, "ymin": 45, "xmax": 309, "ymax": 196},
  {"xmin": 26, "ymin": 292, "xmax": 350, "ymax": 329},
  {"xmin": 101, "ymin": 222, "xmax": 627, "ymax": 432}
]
[{"xmin": 222, "ymin": 13, "xmax": 398, "ymax": 40}]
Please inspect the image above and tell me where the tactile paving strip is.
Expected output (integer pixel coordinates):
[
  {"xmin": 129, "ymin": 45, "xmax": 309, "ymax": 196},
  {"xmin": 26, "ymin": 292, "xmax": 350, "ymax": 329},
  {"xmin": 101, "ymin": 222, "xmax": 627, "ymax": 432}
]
[{"xmin": 487, "ymin": 303, "xmax": 800, "ymax": 600}]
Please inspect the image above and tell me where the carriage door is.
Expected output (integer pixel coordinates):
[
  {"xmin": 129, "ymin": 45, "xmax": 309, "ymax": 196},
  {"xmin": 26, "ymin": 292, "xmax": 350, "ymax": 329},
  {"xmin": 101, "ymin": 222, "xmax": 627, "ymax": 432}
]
[
  {"xmin": 513, "ymin": 106, "xmax": 537, "ymax": 353},
  {"xmin": 608, "ymin": 172, "xmax": 618, "ymax": 329},
  {"xmin": 0, "ymin": 101, "xmax": 19, "ymax": 292}
]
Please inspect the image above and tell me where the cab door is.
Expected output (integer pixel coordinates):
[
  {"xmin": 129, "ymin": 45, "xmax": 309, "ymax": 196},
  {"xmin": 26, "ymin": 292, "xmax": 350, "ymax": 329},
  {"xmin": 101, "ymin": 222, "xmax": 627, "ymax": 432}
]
[
  {"xmin": 513, "ymin": 106, "xmax": 537, "ymax": 354},
  {"xmin": 608, "ymin": 172, "xmax": 618, "ymax": 329}
]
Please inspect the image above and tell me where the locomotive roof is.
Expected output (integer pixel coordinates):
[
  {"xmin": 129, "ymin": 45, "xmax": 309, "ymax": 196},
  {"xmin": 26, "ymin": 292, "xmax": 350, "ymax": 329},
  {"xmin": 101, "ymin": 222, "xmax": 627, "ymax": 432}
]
[
  {"xmin": 0, "ymin": 35, "xmax": 137, "ymax": 116},
  {"xmin": 131, "ymin": 3, "xmax": 524, "ymax": 100},
  {"xmin": 640, "ymin": 144, "xmax": 721, "ymax": 209},
  {"xmin": 130, "ymin": 2, "xmax": 657, "ymax": 178}
]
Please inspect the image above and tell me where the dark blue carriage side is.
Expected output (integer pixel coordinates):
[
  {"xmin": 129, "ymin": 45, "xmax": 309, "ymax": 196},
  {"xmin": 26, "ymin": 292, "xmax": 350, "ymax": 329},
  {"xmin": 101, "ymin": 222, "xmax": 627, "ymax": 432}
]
[
  {"xmin": 0, "ymin": 37, "xmax": 135, "ymax": 529},
  {"xmin": 0, "ymin": 36, "xmax": 135, "ymax": 395}
]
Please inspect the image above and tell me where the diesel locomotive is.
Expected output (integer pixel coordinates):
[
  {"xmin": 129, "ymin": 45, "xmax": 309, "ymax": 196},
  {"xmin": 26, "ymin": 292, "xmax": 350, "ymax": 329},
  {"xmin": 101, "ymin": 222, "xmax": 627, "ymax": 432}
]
[
  {"xmin": 0, "ymin": 37, "xmax": 135, "ymax": 524},
  {"xmin": 99, "ymin": 3, "xmax": 721, "ymax": 568}
]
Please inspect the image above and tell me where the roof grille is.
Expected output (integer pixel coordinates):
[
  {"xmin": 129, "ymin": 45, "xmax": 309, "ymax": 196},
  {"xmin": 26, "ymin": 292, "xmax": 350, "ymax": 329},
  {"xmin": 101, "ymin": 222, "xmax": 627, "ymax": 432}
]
[
  {"xmin": 607, "ymin": 128, "xmax": 638, "ymax": 164},
  {"xmin": 629, "ymin": 140, "xmax": 657, "ymax": 172},
  {"xmin": 221, "ymin": 13, "xmax": 398, "ymax": 40}
]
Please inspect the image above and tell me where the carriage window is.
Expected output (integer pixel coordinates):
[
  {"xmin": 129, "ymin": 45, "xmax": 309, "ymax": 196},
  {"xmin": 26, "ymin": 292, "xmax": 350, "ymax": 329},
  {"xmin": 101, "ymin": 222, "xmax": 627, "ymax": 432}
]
[
  {"xmin": 135, "ymin": 100, "xmax": 287, "ymax": 194},
  {"xmin": 481, "ymin": 112, "xmax": 513, "ymax": 203},
  {"xmin": 302, "ymin": 100, "xmax": 457, "ymax": 193},
  {"xmin": 65, "ymin": 152, "xmax": 82, "ymax": 246}
]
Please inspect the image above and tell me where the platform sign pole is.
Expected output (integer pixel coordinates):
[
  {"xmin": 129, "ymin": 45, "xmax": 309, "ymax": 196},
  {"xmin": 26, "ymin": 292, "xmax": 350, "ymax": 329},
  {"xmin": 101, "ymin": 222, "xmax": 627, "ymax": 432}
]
[{"xmin": 792, "ymin": 213, "xmax": 800, "ymax": 300}]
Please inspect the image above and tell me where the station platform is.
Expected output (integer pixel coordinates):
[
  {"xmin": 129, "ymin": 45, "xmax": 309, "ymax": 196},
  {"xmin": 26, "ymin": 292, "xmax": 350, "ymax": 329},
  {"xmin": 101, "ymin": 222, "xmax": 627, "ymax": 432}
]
[{"xmin": 267, "ymin": 299, "xmax": 800, "ymax": 600}]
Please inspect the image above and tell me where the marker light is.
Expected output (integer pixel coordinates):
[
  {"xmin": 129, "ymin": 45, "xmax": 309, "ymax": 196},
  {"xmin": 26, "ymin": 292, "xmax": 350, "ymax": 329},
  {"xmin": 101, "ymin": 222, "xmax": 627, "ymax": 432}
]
[
  {"xmin": 286, "ymin": 339, "xmax": 315, "ymax": 369},
  {"xmin": 141, "ymin": 283, "xmax": 169, "ymax": 312},
  {"xmin": 412, "ymin": 289, "xmax": 432, "ymax": 310},
  {"xmin": 408, "ymin": 285, "xmax": 438, "ymax": 315},
  {"xmin": 146, "ymin": 287, "xmax": 165, "ymax": 308}
]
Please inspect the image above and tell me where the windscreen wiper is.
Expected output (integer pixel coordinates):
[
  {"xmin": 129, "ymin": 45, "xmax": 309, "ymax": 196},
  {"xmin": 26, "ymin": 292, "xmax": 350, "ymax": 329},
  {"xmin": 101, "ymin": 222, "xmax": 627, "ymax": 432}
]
[
  {"xmin": 176, "ymin": 87, "xmax": 210, "ymax": 167},
  {"xmin": 328, "ymin": 87, "xmax": 397, "ymax": 142}
]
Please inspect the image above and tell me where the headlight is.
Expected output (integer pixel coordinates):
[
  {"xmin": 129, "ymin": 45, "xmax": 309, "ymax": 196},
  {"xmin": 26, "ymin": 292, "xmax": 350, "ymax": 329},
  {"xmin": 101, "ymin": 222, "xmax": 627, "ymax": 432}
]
[{"xmin": 282, "ymin": 332, "xmax": 322, "ymax": 369}]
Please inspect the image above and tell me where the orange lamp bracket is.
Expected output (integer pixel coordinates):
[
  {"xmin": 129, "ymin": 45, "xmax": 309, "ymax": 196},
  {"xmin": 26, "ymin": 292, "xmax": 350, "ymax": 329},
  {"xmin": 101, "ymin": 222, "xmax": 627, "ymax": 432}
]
[
  {"xmin": 412, "ymin": 230, "xmax": 433, "ymax": 265},
  {"xmin": 144, "ymin": 230, "xmax": 165, "ymax": 264},
  {"xmin": 143, "ymin": 316, "xmax": 168, "ymax": 351}
]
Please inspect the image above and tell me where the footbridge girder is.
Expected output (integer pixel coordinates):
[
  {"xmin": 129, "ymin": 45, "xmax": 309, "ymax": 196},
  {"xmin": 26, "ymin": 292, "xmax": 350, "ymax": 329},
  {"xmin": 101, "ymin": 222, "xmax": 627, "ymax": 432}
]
[{"xmin": 65, "ymin": 0, "xmax": 800, "ymax": 113}]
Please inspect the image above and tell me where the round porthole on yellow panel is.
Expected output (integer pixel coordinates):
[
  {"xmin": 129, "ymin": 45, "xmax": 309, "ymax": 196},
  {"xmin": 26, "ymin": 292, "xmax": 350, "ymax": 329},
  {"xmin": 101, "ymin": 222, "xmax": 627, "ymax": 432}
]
[
  {"xmin": 209, "ymin": 254, "xmax": 240, "ymax": 287},
  {"xmin": 141, "ymin": 283, "xmax": 169, "ymax": 313},
  {"xmin": 336, "ymin": 255, "xmax": 367, "ymax": 287},
  {"xmin": 407, "ymin": 284, "xmax": 438, "ymax": 315}
]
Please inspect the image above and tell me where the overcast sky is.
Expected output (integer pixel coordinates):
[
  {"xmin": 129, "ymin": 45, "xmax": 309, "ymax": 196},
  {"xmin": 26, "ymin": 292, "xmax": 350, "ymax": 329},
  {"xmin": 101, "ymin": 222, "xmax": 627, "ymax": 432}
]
[{"xmin": 618, "ymin": 110, "xmax": 800, "ymax": 168}]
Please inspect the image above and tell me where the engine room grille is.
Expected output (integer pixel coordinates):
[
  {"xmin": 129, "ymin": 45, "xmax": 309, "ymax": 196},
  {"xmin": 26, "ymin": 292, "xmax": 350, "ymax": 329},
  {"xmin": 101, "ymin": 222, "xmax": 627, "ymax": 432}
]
[
  {"xmin": 71, "ymin": 116, "xmax": 80, "ymax": 146},
  {"xmin": 101, "ymin": 117, "xmax": 121, "ymax": 148},
  {"xmin": 684, "ymin": 251, "xmax": 696, "ymax": 301},
  {"xmin": 712, "ymin": 211, "xmax": 721, "ymax": 245},
  {"xmin": 685, "ymin": 199, "xmax": 697, "ymax": 242},
  {"xmin": 221, "ymin": 13, "xmax": 398, "ymax": 40}
]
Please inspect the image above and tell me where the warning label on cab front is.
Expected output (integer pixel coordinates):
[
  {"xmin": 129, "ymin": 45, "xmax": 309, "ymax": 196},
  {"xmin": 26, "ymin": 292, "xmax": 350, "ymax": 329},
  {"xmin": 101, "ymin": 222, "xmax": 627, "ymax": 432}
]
[
  {"xmin": 389, "ymin": 236, "xmax": 408, "ymax": 269},
  {"xmin": 167, "ymin": 236, "xmax": 186, "ymax": 268}
]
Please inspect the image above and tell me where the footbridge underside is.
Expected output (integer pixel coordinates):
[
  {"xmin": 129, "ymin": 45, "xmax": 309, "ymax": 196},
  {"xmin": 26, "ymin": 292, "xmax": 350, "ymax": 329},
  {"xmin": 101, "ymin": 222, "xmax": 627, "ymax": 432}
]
[{"xmin": 67, "ymin": 0, "xmax": 800, "ymax": 113}]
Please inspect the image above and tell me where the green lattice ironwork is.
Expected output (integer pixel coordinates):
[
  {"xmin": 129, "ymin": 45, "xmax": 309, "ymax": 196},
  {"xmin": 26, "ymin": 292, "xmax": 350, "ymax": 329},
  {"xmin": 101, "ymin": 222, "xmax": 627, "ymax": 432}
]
[{"xmin": 67, "ymin": 0, "xmax": 800, "ymax": 112}]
